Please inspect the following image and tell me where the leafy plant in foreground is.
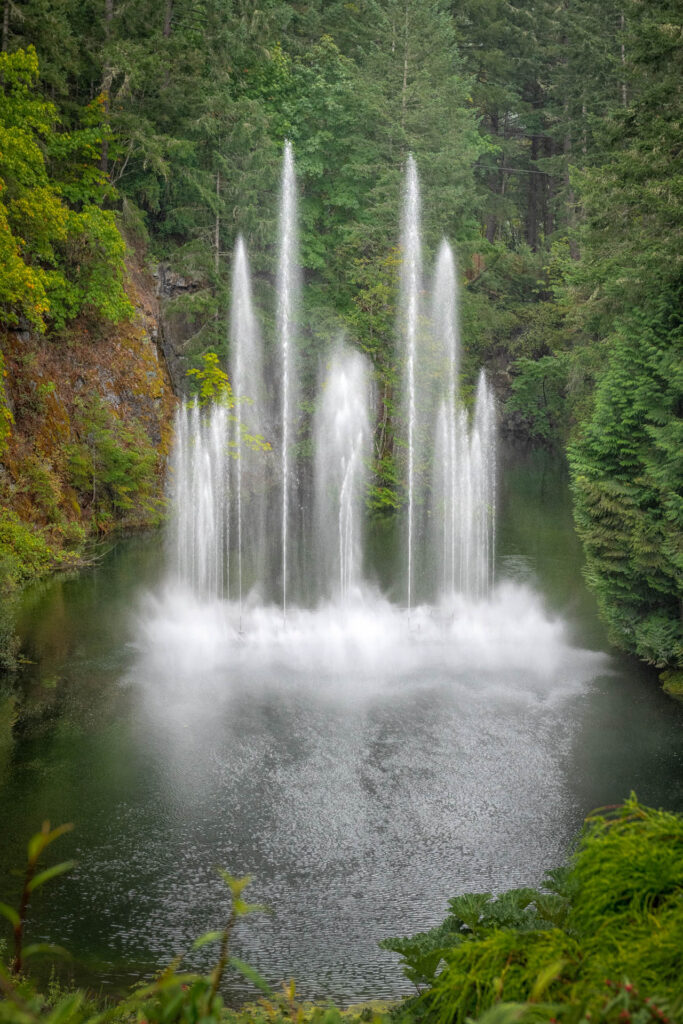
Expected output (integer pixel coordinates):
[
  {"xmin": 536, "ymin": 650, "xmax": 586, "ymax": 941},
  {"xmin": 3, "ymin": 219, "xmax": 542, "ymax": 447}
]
[
  {"xmin": 383, "ymin": 797, "xmax": 683, "ymax": 1024},
  {"xmin": 1, "ymin": 799, "xmax": 681, "ymax": 1024},
  {"xmin": 0, "ymin": 823, "xmax": 274, "ymax": 1024},
  {"xmin": 0, "ymin": 821, "xmax": 74, "ymax": 977}
]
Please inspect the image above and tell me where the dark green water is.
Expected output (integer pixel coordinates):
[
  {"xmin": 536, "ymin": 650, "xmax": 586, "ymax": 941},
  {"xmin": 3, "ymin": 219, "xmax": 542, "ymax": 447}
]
[{"xmin": 1, "ymin": 446, "xmax": 681, "ymax": 1003}]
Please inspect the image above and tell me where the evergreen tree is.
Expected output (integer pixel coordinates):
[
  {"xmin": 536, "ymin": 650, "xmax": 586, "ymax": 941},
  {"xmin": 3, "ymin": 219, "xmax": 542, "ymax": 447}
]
[{"xmin": 566, "ymin": 0, "xmax": 682, "ymax": 670}]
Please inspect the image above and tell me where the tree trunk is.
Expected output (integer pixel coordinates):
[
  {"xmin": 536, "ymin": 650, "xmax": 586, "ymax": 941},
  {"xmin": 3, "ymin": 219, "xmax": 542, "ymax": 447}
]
[
  {"xmin": 526, "ymin": 134, "xmax": 540, "ymax": 252},
  {"xmin": 2, "ymin": 1, "xmax": 9, "ymax": 51},
  {"xmin": 620, "ymin": 12, "xmax": 627, "ymax": 107},
  {"xmin": 484, "ymin": 114, "xmax": 499, "ymax": 243},
  {"xmin": 377, "ymin": 381, "xmax": 393, "ymax": 461},
  {"xmin": 401, "ymin": 3, "xmax": 408, "ymax": 135},
  {"xmin": 99, "ymin": 0, "xmax": 115, "ymax": 175},
  {"xmin": 162, "ymin": 0, "xmax": 173, "ymax": 87},
  {"xmin": 214, "ymin": 169, "xmax": 221, "ymax": 277},
  {"xmin": 543, "ymin": 135, "xmax": 555, "ymax": 241},
  {"xmin": 563, "ymin": 109, "xmax": 579, "ymax": 260}
]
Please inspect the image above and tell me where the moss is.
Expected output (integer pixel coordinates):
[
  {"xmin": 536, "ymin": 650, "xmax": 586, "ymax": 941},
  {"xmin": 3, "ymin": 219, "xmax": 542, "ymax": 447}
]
[
  {"xmin": 660, "ymin": 668, "xmax": 683, "ymax": 701},
  {"xmin": 0, "ymin": 246, "xmax": 176, "ymax": 601},
  {"xmin": 0, "ymin": 507, "xmax": 58, "ymax": 586}
]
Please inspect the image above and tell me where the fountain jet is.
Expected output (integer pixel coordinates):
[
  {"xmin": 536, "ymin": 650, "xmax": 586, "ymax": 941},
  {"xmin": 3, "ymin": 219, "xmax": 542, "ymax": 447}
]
[
  {"xmin": 430, "ymin": 242, "xmax": 496, "ymax": 599},
  {"xmin": 315, "ymin": 347, "xmax": 372, "ymax": 602},
  {"xmin": 277, "ymin": 140, "xmax": 300, "ymax": 616},
  {"xmin": 172, "ymin": 400, "xmax": 229, "ymax": 600},
  {"xmin": 230, "ymin": 236, "xmax": 266, "ymax": 617},
  {"xmin": 170, "ymin": 148, "xmax": 495, "ymax": 613},
  {"xmin": 400, "ymin": 154, "xmax": 422, "ymax": 610}
]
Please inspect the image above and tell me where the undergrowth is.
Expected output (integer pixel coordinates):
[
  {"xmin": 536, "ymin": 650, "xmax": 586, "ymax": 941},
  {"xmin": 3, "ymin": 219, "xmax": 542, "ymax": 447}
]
[
  {"xmin": 0, "ymin": 797, "xmax": 681, "ymax": 1024},
  {"xmin": 384, "ymin": 796, "xmax": 682, "ymax": 1024}
]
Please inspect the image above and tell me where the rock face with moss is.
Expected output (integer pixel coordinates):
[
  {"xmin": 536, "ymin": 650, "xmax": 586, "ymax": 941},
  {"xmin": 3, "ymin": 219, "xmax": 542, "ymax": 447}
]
[
  {"xmin": 1, "ymin": 256, "xmax": 175, "ymax": 553},
  {"xmin": 0, "ymin": 254, "xmax": 176, "ymax": 669},
  {"xmin": 0, "ymin": 43, "xmax": 177, "ymax": 670}
]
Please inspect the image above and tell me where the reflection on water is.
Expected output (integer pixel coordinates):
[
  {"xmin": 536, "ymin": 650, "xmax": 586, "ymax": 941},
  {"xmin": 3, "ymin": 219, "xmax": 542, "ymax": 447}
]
[{"xmin": 1, "ymin": 447, "xmax": 681, "ymax": 1004}]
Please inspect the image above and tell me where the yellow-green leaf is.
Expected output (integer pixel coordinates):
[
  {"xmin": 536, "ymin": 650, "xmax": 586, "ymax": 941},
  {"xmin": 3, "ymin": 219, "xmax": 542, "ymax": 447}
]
[
  {"xmin": 27, "ymin": 860, "xmax": 75, "ymax": 892},
  {"xmin": 0, "ymin": 901, "xmax": 20, "ymax": 927}
]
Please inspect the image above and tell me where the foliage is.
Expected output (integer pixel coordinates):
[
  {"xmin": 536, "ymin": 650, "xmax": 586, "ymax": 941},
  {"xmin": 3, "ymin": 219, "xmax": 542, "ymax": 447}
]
[
  {"xmin": 567, "ymin": 288, "xmax": 682, "ymax": 669},
  {"xmin": 0, "ymin": 508, "xmax": 58, "ymax": 588},
  {"xmin": 66, "ymin": 395, "xmax": 163, "ymax": 534},
  {"xmin": 383, "ymin": 797, "xmax": 683, "ymax": 1024},
  {"xmin": 0, "ymin": 47, "xmax": 131, "ymax": 331},
  {"xmin": 506, "ymin": 355, "xmax": 569, "ymax": 445},
  {"xmin": 0, "ymin": 504, "xmax": 63, "ymax": 677},
  {"xmin": 0, "ymin": 823, "xmax": 274, "ymax": 1024},
  {"xmin": 0, "ymin": 821, "xmax": 74, "ymax": 976},
  {"xmin": 0, "ymin": 800, "xmax": 680, "ymax": 1024},
  {"xmin": 188, "ymin": 352, "xmax": 235, "ymax": 407},
  {"xmin": 187, "ymin": 354, "xmax": 271, "ymax": 454}
]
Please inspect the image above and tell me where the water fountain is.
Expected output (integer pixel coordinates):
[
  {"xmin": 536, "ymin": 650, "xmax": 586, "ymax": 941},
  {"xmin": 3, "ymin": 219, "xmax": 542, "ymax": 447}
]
[
  {"xmin": 229, "ymin": 235, "xmax": 268, "ymax": 618},
  {"xmin": 277, "ymin": 140, "xmax": 300, "ymax": 616},
  {"xmin": 429, "ymin": 242, "xmax": 496, "ymax": 601},
  {"xmin": 400, "ymin": 155, "xmax": 422, "ymax": 611},
  {"xmin": 314, "ymin": 347, "xmax": 372, "ymax": 602},
  {"xmin": 126, "ymin": 147, "xmax": 620, "ymax": 1007},
  {"xmin": 170, "ymin": 146, "xmax": 496, "ymax": 616},
  {"xmin": 171, "ymin": 400, "xmax": 229, "ymax": 600}
]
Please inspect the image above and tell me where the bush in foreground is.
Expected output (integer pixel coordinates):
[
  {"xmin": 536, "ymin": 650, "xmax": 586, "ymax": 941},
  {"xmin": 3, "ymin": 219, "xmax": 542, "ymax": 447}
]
[{"xmin": 1, "ymin": 797, "xmax": 681, "ymax": 1024}]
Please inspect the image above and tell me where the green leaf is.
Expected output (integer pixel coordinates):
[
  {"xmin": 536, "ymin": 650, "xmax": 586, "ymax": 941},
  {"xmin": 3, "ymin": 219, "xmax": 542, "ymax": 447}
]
[
  {"xmin": 0, "ymin": 901, "xmax": 20, "ymax": 927},
  {"xmin": 22, "ymin": 942, "xmax": 72, "ymax": 960},
  {"xmin": 217, "ymin": 869, "xmax": 252, "ymax": 896},
  {"xmin": 27, "ymin": 860, "xmax": 75, "ymax": 892},
  {"xmin": 530, "ymin": 959, "xmax": 568, "ymax": 1001},
  {"xmin": 233, "ymin": 898, "xmax": 269, "ymax": 917},
  {"xmin": 45, "ymin": 993, "xmax": 84, "ymax": 1024},
  {"xmin": 192, "ymin": 930, "xmax": 223, "ymax": 950},
  {"xmin": 228, "ymin": 956, "xmax": 272, "ymax": 994},
  {"xmin": 27, "ymin": 822, "xmax": 73, "ymax": 863}
]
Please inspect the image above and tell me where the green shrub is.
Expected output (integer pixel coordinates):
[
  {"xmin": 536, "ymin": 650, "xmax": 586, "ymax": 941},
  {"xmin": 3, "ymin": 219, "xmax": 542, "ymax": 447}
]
[
  {"xmin": 385, "ymin": 797, "xmax": 683, "ymax": 1024},
  {"xmin": 0, "ymin": 508, "xmax": 56, "ymax": 586},
  {"xmin": 19, "ymin": 456, "xmax": 63, "ymax": 525},
  {"xmin": 67, "ymin": 395, "xmax": 163, "ymax": 532},
  {"xmin": 1, "ymin": 800, "xmax": 680, "ymax": 1024},
  {"xmin": 505, "ymin": 354, "xmax": 570, "ymax": 445},
  {"xmin": 567, "ymin": 290, "xmax": 683, "ymax": 669}
]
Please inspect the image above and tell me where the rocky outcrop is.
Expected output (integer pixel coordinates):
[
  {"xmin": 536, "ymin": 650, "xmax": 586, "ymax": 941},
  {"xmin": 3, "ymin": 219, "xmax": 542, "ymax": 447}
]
[
  {"xmin": 0, "ymin": 251, "xmax": 177, "ymax": 552},
  {"xmin": 155, "ymin": 265, "xmax": 205, "ymax": 396}
]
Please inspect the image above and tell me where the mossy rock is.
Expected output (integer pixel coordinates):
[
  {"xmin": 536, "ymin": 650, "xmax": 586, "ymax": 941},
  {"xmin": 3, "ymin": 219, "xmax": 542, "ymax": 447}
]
[{"xmin": 660, "ymin": 668, "xmax": 683, "ymax": 701}]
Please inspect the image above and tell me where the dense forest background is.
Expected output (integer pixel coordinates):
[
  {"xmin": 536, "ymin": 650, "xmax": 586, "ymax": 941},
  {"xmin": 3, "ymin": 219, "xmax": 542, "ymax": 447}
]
[{"xmin": 0, "ymin": 0, "xmax": 680, "ymax": 681}]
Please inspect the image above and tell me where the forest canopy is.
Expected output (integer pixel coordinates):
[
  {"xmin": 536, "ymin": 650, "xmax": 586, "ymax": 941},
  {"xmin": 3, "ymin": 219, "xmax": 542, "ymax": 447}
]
[{"xmin": 0, "ymin": 0, "xmax": 681, "ymax": 674}]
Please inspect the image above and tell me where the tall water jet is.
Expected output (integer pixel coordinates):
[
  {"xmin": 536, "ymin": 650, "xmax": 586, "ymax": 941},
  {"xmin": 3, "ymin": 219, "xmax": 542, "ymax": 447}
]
[
  {"xmin": 171, "ymin": 400, "xmax": 229, "ymax": 600},
  {"xmin": 430, "ymin": 243, "xmax": 496, "ymax": 600},
  {"xmin": 432, "ymin": 241, "xmax": 460, "ymax": 594},
  {"xmin": 468, "ymin": 370, "xmax": 496, "ymax": 598},
  {"xmin": 277, "ymin": 141, "xmax": 300, "ymax": 616},
  {"xmin": 314, "ymin": 347, "xmax": 372, "ymax": 602},
  {"xmin": 435, "ymin": 374, "xmax": 496, "ymax": 601},
  {"xmin": 400, "ymin": 154, "xmax": 422, "ymax": 610},
  {"xmin": 230, "ymin": 235, "xmax": 266, "ymax": 617},
  {"xmin": 168, "ymin": 148, "xmax": 496, "ymax": 615}
]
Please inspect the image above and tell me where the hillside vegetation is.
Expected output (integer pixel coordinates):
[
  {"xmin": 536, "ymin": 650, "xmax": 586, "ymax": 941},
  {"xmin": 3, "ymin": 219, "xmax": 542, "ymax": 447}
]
[{"xmin": 0, "ymin": 0, "xmax": 680, "ymax": 679}]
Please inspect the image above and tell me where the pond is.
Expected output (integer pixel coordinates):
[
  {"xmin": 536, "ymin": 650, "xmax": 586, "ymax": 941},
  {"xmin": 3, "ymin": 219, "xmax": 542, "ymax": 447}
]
[{"xmin": 1, "ymin": 445, "xmax": 681, "ymax": 1004}]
